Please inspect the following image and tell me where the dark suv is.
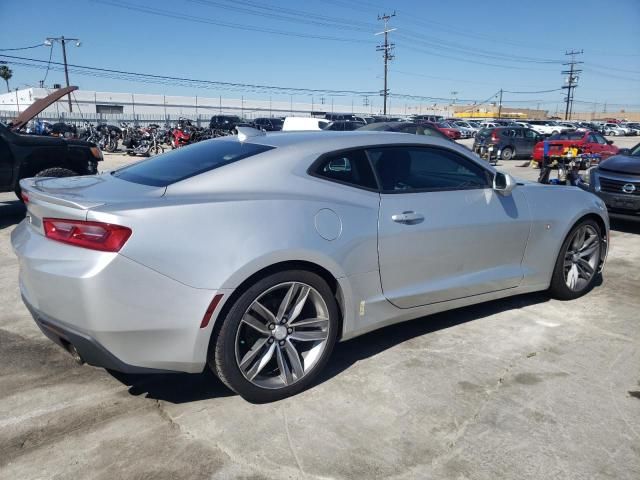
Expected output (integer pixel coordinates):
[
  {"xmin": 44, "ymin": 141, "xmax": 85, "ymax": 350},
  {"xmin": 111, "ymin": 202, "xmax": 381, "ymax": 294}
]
[
  {"xmin": 209, "ymin": 115, "xmax": 243, "ymax": 132},
  {"xmin": 473, "ymin": 126, "xmax": 541, "ymax": 163},
  {"xmin": 252, "ymin": 117, "xmax": 283, "ymax": 131}
]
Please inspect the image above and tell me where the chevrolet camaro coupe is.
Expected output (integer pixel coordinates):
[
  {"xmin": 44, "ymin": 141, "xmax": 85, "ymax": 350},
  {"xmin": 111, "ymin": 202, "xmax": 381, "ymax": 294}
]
[{"xmin": 12, "ymin": 129, "xmax": 609, "ymax": 402}]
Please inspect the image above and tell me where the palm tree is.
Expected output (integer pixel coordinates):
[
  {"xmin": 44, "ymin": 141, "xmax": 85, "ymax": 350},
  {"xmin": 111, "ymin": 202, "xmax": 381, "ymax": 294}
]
[{"xmin": 0, "ymin": 66, "xmax": 12, "ymax": 93}]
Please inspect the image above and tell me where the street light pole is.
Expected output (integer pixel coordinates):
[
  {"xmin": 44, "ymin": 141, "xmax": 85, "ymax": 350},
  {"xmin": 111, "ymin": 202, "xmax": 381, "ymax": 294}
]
[{"xmin": 45, "ymin": 36, "xmax": 81, "ymax": 112}]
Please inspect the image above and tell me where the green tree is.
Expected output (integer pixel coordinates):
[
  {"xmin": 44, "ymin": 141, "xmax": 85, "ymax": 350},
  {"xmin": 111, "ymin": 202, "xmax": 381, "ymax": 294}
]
[{"xmin": 0, "ymin": 66, "xmax": 13, "ymax": 93}]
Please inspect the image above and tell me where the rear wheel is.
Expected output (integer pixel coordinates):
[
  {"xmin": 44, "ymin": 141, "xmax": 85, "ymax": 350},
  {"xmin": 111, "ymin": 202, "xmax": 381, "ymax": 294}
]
[
  {"xmin": 210, "ymin": 270, "xmax": 339, "ymax": 403},
  {"xmin": 501, "ymin": 147, "xmax": 514, "ymax": 161},
  {"xmin": 549, "ymin": 219, "xmax": 602, "ymax": 300}
]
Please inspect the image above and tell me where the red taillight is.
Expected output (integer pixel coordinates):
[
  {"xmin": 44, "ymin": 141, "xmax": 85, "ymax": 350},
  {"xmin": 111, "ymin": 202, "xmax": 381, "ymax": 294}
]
[
  {"xmin": 491, "ymin": 129, "xmax": 500, "ymax": 142},
  {"xmin": 21, "ymin": 192, "xmax": 29, "ymax": 203},
  {"xmin": 43, "ymin": 218, "xmax": 132, "ymax": 252},
  {"xmin": 200, "ymin": 294, "xmax": 224, "ymax": 328}
]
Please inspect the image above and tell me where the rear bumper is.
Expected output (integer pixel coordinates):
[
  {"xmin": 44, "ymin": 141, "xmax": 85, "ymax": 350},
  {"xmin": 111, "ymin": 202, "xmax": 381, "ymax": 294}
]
[
  {"xmin": 12, "ymin": 220, "xmax": 231, "ymax": 373},
  {"xmin": 24, "ymin": 295, "xmax": 174, "ymax": 373}
]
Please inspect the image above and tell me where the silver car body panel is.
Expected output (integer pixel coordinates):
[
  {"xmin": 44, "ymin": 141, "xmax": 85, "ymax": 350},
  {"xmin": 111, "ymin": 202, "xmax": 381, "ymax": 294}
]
[{"xmin": 12, "ymin": 131, "xmax": 609, "ymax": 372}]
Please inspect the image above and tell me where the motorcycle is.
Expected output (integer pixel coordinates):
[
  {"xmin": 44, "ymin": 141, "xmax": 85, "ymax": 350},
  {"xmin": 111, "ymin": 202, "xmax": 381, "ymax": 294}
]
[{"xmin": 170, "ymin": 118, "xmax": 193, "ymax": 149}]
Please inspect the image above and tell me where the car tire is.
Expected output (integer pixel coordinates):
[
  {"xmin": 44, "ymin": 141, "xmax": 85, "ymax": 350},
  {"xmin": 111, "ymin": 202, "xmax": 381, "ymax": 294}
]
[
  {"xmin": 210, "ymin": 270, "xmax": 340, "ymax": 403},
  {"xmin": 549, "ymin": 219, "xmax": 603, "ymax": 300},
  {"xmin": 552, "ymin": 130, "xmax": 559, "ymax": 135},
  {"xmin": 501, "ymin": 147, "xmax": 514, "ymax": 161},
  {"xmin": 35, "ymin": 167, "xmax": 77, "ymax": 178}
]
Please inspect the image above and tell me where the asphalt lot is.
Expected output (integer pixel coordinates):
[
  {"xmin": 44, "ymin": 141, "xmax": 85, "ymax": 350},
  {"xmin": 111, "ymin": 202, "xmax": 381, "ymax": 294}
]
[{"xmin": 1, "ymin": 136, "xmax": 639, "ymax": 479}]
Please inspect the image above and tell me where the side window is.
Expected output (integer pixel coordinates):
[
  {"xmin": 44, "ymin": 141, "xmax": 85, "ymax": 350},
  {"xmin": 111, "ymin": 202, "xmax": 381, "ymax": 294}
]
[
  {"xmin": 594, "ymin": 134, "xmax": 607, "ymax": 145},
  {"xmin": 367, "ymin": 147, "xmax": 492, "ymax": 193},
  {"xmin": 314, "ymin": 149, "xmax": 378, "ymax": 190},
  {"xmin": 514, "ymin": 129, "xmax": 524, "ymax": 138},
  {"xmin": 524, "ymin": 129, "xmax": 537, "ymax": 139}
]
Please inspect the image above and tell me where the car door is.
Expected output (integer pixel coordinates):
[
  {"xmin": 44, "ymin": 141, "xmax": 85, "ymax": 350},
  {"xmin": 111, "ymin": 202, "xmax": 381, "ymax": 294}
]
[{"xmin": 369, "ymin": 145, "xmax": 531, "ymax": 308}]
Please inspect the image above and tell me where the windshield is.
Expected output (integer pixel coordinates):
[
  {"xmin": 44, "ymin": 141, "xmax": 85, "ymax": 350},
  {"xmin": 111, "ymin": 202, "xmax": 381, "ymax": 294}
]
[
  {"xmin": 112, "ymin": 140, "xmax": 274, "ymax": 187},
  {"xmin": 629, "ymin": 143, "xmax": 640, "ymax": 156}
]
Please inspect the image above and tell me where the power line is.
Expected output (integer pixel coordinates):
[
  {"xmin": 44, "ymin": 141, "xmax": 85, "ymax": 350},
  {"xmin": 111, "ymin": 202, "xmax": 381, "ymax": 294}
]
[
  {"xmin": 0, "ymin": 54, "xmax": 378, "ymax": 96},
  {"xmin": 0, "ymin": 43, "xmax": 44, "ymax": 51},
  {"xmin": 92, "ymin": 0, "xmax": 370, "ymax": 43}
]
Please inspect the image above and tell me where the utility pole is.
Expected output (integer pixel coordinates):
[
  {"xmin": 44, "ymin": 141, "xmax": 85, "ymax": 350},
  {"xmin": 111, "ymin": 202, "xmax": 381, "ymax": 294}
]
[
  {"xmin": 376, "ymin": 12, "xmax": 396, "ymax": 115},
  {"xmin": 497, "ymin": 89, "xmax": 503, "ymax": 119},
  {"xmin": 561, "ymin": 49, "xmax": 583, "ymax": 121},
  {"xmin": 45, "ymin": 36, "xmax": 81, "ymax": 112}
]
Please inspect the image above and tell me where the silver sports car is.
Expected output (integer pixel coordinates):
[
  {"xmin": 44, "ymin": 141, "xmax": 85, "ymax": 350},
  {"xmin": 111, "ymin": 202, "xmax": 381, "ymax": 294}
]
[{"xmin": 12, "ymin": 129, "xmax": 609, "ymax": 402}]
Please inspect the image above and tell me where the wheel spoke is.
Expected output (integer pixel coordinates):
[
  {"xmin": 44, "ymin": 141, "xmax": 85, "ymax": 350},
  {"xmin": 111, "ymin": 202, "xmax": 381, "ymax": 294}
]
[
  {"xmin": 577, "ymin": 258, "xmax": 594, "ymax": 277},
  {"xmin": 578, "ymin": 242, "xmax": 598, "ymax": 259},
  {"xmin": 579, "ymin": 234, "xmax": 597, "ymax": 252},
  {"xmin": 276, "ymin": 283, "xmax": 297, "ymax": 322},
  {"xmin": 276, "ymin": 345, "xmax": 293, "ymax": 385},
  {"xmin": 283, "ymin": 339, "xmax": 304, "ymax": 379},
  {"xmin": 246, "ymin": 343, "xmax": 276, "ymax": 380},
  {"xmin": 241, "ymin": 313, "xmax": 270, "ymax": 335},
  {"xmin": 287, "ymin": 285, "xmax": 311, "ymax": 324},
  {"xmin": 239, "ymin": 337, "xmax": 269, "ymax": 369},
  {"xmin": 251, "ymin": 301, "xmax": 276, "ymax": 324},
  {"xmin": 289, "ymin": 317, "xmax": 329, "ymax": 328},
  {"xmin": 566, "ymin": 264, "xmax": 579, "ymax": 289},
  {"xmin": 289, "ymin": 330, "xmax": 327, "ymax": 342}
]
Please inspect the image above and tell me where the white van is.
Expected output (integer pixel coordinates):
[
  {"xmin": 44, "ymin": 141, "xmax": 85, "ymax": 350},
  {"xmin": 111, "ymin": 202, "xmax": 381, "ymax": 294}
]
[{"xmin": 282, "ymin": 117, "xmax": 330, "ymax": 131}]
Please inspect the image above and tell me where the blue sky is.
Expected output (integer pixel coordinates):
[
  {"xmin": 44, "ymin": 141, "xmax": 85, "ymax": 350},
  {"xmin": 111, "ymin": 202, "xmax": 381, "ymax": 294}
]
[{"xmin": 1, "ymin": 0, "xmax": 639, "ymax": 112}]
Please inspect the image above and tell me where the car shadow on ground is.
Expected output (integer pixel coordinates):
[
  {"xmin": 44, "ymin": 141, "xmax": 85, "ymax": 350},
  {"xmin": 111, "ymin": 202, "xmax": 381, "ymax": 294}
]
[
  {"xmin": 610, "ymin": 217, "xmax": 640, "ymax": 234},
  {"xmin": 0, "ymin": 200, "xmax": 25, "ymax": 229},
  {"xmin": 111, "ymin": 291, "xmax": 550, "ymax": 404}
]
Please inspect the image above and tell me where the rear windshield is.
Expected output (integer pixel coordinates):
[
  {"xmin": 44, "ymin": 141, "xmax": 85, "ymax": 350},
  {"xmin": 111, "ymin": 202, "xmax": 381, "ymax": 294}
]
[
  {"xmin": 112, "ymin": 140, "xmax": 274, "ymax": 187},
  {"xmin": 549, "ymin": 132, "xmax": 585, "ymax": 141}
]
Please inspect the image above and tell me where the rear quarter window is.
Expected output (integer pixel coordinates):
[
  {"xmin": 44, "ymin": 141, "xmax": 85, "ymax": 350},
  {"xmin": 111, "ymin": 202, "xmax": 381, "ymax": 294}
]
[{"xmin": 112, "ymin": 140, "xmax": 274, "ymax": 187}]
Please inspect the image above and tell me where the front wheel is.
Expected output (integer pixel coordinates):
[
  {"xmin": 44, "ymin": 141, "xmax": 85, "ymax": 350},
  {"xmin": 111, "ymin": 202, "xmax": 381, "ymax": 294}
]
[
  {"xmin": 549, "ymin": 219, "xmax": 603, "ymax": 300},
  {"xmin": 210, "ymin": 270, "xmax": 339, "ymax": 403}
]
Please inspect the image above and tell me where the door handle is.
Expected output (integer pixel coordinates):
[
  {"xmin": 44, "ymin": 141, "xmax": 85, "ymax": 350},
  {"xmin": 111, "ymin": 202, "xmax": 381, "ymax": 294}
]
[{"xmin": 391, "ymin": 211, "xmax": 424, "ymax": 224}]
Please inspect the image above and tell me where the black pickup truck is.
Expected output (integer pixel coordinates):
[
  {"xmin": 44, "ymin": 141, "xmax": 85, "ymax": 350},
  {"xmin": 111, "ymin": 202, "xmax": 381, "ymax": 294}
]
[{"xmin": 0, "ymin": 86, "xmax": 102, "ymax": 198}]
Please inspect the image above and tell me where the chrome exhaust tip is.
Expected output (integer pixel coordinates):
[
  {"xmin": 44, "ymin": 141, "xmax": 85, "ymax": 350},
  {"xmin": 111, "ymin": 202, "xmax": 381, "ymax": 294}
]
[{"xmin": 68, "ymin": 344, "xmax": 85, "ymax": 365}]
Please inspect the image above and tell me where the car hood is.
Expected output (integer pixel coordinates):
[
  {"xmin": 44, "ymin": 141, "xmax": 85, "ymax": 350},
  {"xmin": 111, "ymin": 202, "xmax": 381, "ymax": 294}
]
[
  {"xmin": 10, "ymin": 86, "xmax": 78, "ymax": 131},
  {"xmin": 598, "ymin": 155, "xmax": 640, "ymax": 175}
]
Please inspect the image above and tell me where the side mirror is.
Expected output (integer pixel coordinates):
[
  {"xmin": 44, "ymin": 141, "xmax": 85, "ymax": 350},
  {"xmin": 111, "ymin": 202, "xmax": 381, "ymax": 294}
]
[
  {"xmin": 606, "ymin": 140, "xmax": 614, "ymax": 145},
  {"xmin": 493, "ymin": 172, "xmax": 517, "ymax": 195},
  {"xmin": 618, "ymin": 148, "xmax": 630, "ymax": 155}
]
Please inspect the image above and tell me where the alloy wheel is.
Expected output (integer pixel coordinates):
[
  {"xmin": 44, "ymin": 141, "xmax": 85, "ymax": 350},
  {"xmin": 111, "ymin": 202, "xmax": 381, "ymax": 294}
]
[
  {"xmin": 564, "ymin": 225, "xmax": 600, "ymax": 291},
  {"xmin": 234, "ymin": 282, "xmax": 330, "ymax": 389}
]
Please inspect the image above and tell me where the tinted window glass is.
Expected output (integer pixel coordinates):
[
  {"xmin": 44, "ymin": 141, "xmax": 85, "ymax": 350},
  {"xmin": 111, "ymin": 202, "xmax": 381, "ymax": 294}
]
[
  {"xmin": 524, "ymin": 129, "xmax": 537, "ymax": 139},
  {"xmin": 315, "ymin": 149, "xmax": 377, "ymax": 190},
  {"xmin": 368, "ymin": 147, "xmax": 491, "ymax": 192},
  {"xmin": 594, "ymin": 134, "xmax": 608, "ymax": 145},
  {"xmin": 549, "ymin": 132, "xmax": 585, "ymax": 141},
  {"xmin": 113, "ymin": 140, "xmax": 274, "ymax": 187}
]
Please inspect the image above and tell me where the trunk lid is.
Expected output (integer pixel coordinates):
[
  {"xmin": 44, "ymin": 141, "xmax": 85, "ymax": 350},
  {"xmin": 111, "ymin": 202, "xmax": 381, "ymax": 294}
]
[{"xmin": 20, "ymin": 173, "xmax": 165, "ymax": 235}]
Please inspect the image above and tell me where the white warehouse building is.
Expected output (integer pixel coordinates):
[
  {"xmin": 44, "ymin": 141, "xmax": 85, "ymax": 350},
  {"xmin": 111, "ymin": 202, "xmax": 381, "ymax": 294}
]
[{"xmin": 0, "ymin": 87, "xmax": 452, "ymax": 124}]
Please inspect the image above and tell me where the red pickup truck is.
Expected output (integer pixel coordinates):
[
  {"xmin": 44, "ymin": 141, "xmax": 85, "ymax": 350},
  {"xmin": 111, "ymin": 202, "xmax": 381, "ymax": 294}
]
[{"xmin": 533, "ymin": 131, "xmax": 619, "ymax": 162}]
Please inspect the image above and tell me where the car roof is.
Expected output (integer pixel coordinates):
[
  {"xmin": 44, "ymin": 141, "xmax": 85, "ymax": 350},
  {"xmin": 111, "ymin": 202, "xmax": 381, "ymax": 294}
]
[{"xmin": 236, "ymin": 130, "xmax": 456, "ymax": 152}]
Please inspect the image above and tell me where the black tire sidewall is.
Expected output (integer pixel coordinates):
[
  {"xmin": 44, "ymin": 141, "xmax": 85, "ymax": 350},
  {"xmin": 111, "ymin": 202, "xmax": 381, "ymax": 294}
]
[
  {"xmin": 35, "ymin": 168, "xmax": 77, "ymax": 178},
  {"xmin": 211, "ymin": 270, "xmax": 339, "ymax": 403},
  {"xmin": 502, "ymin": 147, "xmax": 513, "ymax": 160},
  {"xmin": 549, "ymin": 219, "xmax": 602, "ymax": 300}
]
